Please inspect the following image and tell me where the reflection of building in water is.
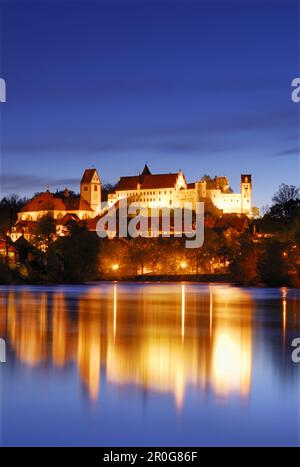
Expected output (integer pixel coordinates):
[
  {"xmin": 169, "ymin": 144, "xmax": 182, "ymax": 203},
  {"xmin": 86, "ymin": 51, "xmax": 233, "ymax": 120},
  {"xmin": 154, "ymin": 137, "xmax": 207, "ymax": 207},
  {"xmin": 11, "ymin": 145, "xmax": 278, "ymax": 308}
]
[
  {"xmin": 210, "ymin": 287, "xmax": 252, "ymax": 397},
  {"xmin": 52, "ymin": 292, "xmax": 69, "ymax": 367},
  {"xmin": 77, "ymin": 290, "xmax": 103, "ymax": 401},
  {"xmin": 106, "ymin": 284, "xmax": 200, "ymax": 409},
  {"xmin": 106, "ymin": 285, "xmax": 253, "ymax": 407},
  {"xmin": 6, "ymin": 291, "xmax": 48, "ymax": 367},
  {"xmin": 0, "ymin": 292, "xmax": 7, "ymax": 337},
  {"xmin": 1, "ymin": 284, "xmax": 254, "ymax": 405}
]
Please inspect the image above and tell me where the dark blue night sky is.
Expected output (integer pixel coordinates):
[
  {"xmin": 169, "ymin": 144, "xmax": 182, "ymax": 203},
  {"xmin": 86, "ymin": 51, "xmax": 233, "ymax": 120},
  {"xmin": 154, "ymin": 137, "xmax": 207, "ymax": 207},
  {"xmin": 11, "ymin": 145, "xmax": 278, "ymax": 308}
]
[{"xmin": 0, "ymin": 0, "xmax": 299, "ymax": 208}]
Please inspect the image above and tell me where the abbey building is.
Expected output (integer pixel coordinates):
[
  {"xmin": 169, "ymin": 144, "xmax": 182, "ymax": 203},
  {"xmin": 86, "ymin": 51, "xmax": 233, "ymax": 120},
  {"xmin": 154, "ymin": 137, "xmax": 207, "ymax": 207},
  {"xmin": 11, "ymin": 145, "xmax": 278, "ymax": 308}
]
[
  {"xmin": 108, "ymin": 164, "xmax": 252, "ymax": 216},
  {"xmin": 10, "ymin": 165, "xmax": 252, "ymax": 242}
]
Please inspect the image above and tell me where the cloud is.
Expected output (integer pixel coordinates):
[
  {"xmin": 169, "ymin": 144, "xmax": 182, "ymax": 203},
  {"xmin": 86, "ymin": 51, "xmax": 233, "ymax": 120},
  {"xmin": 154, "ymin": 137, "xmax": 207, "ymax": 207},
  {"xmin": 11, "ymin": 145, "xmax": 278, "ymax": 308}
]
[
  {"xmin": 272, "ymin": 147, "xmax": 299, "ymax": 157},
  {"xmin": 2, "ymin": 104, "xmax": 297, "ymax": 162},
  {"xmin": 0, "ymin": 173, "xmax": 79, "ymax": 193}
]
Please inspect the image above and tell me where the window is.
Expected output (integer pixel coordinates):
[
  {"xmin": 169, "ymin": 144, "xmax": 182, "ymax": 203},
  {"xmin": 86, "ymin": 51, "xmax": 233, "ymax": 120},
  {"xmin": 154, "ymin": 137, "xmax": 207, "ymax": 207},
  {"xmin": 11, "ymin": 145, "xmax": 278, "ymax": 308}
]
[
  {"xmin": 84, "ymin": 186, "xmax": 88, "ymax": 192},
  {"xmin": 94, "ymin": 186, "xmax": 98, "ymax": 191}
]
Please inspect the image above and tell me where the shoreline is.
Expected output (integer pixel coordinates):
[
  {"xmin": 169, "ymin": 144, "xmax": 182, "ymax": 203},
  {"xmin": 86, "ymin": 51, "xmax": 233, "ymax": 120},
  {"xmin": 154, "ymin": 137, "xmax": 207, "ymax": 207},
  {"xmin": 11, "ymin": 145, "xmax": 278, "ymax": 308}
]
[{"xmin": 0, "ymin": 275, "xmax": 297, "ymax": 288}]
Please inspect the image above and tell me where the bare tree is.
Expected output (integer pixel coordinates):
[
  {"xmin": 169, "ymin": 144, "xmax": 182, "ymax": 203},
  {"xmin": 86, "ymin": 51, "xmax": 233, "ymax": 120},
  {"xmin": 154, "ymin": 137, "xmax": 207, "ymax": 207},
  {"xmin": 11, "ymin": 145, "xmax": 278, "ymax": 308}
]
[{"xmin": 272, "ymin": 184, "xmax": 299, "ymax": 205}]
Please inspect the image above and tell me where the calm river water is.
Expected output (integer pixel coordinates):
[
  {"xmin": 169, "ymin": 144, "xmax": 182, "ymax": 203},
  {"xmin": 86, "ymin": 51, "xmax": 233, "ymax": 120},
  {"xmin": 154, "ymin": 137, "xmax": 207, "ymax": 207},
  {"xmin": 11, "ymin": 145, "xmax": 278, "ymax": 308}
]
[{"xmin": 0, "ymin": 283, "xmax": 299, "ymax": 446}]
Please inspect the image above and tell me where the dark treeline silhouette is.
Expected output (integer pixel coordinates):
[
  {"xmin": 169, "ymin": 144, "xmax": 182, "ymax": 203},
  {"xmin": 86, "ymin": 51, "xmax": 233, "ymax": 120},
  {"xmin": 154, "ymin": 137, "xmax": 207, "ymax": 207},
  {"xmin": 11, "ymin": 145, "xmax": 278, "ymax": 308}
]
[{"xmin": 0, "ymin": 194, "xmax": 28, "ymax": 235}]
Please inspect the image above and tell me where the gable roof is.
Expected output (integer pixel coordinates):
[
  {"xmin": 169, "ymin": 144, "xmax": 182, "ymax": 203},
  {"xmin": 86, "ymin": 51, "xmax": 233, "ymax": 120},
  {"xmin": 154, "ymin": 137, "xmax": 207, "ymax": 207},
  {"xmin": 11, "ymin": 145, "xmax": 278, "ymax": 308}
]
[
  {"xmin": 65, "ymin": 197, "xmax": 94, "ymax": 211},
  {"xmin": 81, "ymin": 168, "xmax": 99, "ymax": 183},
  {"xmin": 20, "ymin": 191, "xmax": 65, "ymax": 212},
  {"xmin": 214, "ymin": 216, "xmax": 249, "ymax": 232},
  {"xmin": 20, "ymin": 192, "xmax": 93, "ymax": 213},
  {"xmin": 115, "ymin": 173, "xmax": 181, "ymax": 191}
]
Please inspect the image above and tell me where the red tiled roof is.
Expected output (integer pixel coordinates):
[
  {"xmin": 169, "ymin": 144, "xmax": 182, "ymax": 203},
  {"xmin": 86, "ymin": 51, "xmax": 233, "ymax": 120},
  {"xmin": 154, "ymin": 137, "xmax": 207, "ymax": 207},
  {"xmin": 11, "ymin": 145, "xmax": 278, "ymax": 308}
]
[
  {"xmin": 214, "ymin": 216, "xmax": 248, "ymax": 232},
  {"xmin": 115, "ymin": 176, "xmax": 140, "ymax": 191},
  {"xmin": 21, "ymin": 192, "xmax": 64, "ymax": 212},
  {"xmin": 59, "ymin": 213, "xmax": 80, "ymax": 224},
  {"xmin": 65, "ymin": 198, "xmax": 93, "ymax": 211},
  {"xmin": 21, "ymin": 192, "xmax": 93, "ymax": 213},
  {"xmin": 86, "ymin": 216, "xmax": 101, "ymax": 231},
  {"xmin": 115, "ymin": 173, "xmax": 181, "ymax": 191},
  {"xmin": 81, "ymin": 169, "xmax": 98, "ymax": 183}
]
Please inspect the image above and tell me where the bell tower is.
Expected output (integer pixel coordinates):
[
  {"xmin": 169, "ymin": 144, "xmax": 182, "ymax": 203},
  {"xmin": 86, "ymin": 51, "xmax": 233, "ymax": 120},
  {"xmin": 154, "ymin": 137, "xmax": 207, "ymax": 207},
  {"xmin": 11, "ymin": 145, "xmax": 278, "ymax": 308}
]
[
  {"xmin": 80, "ymin": 168, "xmax": 102, "ymax": 214},
  {"xmin": 241, "ymin": 174, "xmax": 252, "ymax": 215}
]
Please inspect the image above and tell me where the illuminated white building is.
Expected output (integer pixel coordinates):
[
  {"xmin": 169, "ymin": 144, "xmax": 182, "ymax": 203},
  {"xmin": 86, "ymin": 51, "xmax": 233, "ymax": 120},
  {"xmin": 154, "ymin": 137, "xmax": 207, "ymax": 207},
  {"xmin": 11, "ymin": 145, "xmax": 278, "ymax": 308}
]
[{"xmin": 108, "ymin": 164, "xmax": 252, "ymax": 216}]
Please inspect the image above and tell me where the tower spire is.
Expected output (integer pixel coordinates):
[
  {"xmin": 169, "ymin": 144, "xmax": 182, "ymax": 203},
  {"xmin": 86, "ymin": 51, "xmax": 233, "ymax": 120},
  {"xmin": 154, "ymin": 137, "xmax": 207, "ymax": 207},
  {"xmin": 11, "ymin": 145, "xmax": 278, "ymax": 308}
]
[{"xmin": 141, "ymin": 163, "xmax": 151, "ymax": 176}]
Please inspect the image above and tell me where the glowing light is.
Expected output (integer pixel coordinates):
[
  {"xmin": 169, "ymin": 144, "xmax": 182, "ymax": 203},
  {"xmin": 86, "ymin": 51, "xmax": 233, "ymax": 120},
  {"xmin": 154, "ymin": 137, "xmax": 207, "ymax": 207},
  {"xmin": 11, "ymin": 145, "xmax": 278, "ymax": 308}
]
[
  {"xmin": 281, "ymin": 288, "xmax": 287, "ymax": 350},
  {"xmin": 212, "ymin": 330, "xmax": 252, "ymax": 398},
  {"xmin": 209, "ymin": 286, "xmax": 213, "ymax": 339},
  {"xmin": 181, "ymin": 285, "xmax": 185, "ymax": 342},
  {"xmin": 113, "ymin": 284, "xmax": 117, "ymax": 340},
  {"xmin": 112, "ymin": 263, "xmax": 119, "ymax": 271},
  {"xmin": 180, "ymin": 261, "xmax": 187, "ymax": 270}
]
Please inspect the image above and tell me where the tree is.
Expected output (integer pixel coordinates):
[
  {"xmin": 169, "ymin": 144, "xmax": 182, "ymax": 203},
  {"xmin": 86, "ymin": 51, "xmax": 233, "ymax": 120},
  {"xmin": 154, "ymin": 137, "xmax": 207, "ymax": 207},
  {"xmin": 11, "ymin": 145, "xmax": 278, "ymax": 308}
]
[
  {"xmin": 230, "ymin": 234, "xmax": 259, "ymax": 285},
  {"xmin": 128, "ymin": 237, "xmax": 153, "ymax": 275},
  {"xmin": 272, "ymin": 184, "xmax": 299, "ymax": 205},
  {"xmin": 33, "ymin": 214, "xmax": 56, "ymax": 251},
  {"xmin": 0, "ymin": 194, "xmax": 27, "ymax": 235},
  {"xmin": 46, "ymin": 221, "xmax": 100, "ymax": 283},
  {"xmin": 258, "ymin": 240, "xmax": 289, "ymax": 286},
  {"xmin": 260, "ymin": 183, "xmax": 300, "ymax": 242},
  {"xmin": 54, "ymin": 189, "xmax": 78, "ymax": 199},
  {"xmin": 251, "ymin": 206, "xmax": 260, "ymax": 218},
  {"xmin": 102, "ymin": 183, "xmax": 117, "ymax": 202},
  {"xmin": 98, "ymin": 238, "xmax": 131, "ymax": 278}
]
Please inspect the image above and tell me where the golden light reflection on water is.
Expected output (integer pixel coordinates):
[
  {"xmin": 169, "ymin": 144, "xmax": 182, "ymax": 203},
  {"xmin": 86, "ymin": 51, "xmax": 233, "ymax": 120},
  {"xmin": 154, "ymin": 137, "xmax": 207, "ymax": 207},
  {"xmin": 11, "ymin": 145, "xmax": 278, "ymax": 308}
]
[
  {"xmin": 281, "ymin": 287, "xmax": 287, "ymax": 351},
  {"xmin": 0, "ymin": 284, "xmax": 259, "ymax": 406},
  {"xmin": 210, "ymin": 287, "xmax": 252, "ymax": 398}
]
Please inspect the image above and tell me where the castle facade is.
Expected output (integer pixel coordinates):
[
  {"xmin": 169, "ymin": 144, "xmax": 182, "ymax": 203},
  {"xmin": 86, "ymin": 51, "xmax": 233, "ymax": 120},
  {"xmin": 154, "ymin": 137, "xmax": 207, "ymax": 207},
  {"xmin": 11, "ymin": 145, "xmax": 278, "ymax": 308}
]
[
  {"xmin": 108, "ymin": 165, "xmax": 252, "ymax": 216},
  {"xmin": 10, "ymin": 165, "xmax": 252, "ymax": 242}
]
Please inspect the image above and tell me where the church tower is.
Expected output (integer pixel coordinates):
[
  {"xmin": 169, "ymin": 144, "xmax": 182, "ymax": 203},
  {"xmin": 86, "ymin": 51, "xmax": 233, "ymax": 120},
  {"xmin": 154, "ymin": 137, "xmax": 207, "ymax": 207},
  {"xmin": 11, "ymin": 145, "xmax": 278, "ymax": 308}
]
[
  {"xmin": 241, "ymin": 174, "xmax": 252, "ymax": 215},
  {"xmin": 80, "ymin": 169, "xmax": 101, "ymax": 214}
]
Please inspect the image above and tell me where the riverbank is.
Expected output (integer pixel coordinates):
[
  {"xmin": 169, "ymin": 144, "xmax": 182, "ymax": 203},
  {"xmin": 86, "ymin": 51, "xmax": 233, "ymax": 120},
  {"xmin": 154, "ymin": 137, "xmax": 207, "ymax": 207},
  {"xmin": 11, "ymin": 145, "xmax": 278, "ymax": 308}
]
[
  {"xmin": 120, "ymin": 273, "xmax": 232, "ymax": 283},
  {"xmin": 0, "ymin": 273, "xmax": 232, "ymax": 286}
]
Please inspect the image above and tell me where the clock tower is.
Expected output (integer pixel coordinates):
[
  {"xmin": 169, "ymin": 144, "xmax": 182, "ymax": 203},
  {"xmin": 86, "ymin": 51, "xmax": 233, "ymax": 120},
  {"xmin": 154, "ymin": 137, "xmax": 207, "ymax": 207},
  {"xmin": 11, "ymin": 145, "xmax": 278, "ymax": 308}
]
[{"xmin": 80, "ymin": 168, "xmax": 102, "ymax": 214}]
